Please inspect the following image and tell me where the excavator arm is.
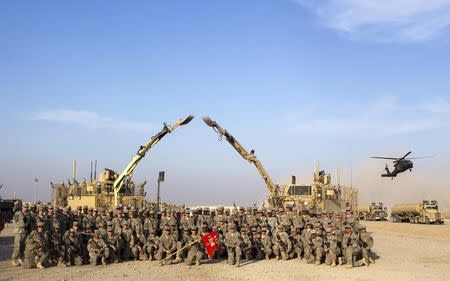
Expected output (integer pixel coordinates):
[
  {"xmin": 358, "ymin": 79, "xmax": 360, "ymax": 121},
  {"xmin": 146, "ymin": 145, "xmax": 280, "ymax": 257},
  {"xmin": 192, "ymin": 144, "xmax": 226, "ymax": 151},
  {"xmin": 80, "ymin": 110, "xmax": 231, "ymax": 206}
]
[
  {"xmin": 113, "ymin": 115, "xmax": 194, "ymax": 206},
  {"xmin": 202, "ymin": 117, "xmax": 279, "ymax": 202}
]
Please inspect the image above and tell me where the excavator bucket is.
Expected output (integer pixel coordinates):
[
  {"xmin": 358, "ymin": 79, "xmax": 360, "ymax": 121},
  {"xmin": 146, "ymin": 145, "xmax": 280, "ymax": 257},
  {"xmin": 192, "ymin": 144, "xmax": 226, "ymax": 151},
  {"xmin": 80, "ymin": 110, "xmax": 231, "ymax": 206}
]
[
  {"xmin": 180, "ymin": 115, "xmax": 195, "ymax": 125},
  {"xmin": 202, "ymin": 116, "xmax": 216, "ymax": 127}
]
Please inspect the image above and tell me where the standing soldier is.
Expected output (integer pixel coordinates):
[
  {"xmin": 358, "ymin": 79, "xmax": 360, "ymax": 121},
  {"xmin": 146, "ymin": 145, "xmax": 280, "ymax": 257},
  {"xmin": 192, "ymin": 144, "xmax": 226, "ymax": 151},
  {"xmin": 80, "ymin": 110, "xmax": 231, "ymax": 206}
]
[
  {"xmin": 224, "ymin": 224, "xmax": 242, "ymax": 267},
  {"xmin": 324, "ymin": 229, "xmax": 339, "ymax": 267},
  {"xmin": 87, "ymin": 230, "xmax": 110, "ymax": 265},
  {"xmin": 112, "ymin": 210, "xmax": 125, "ymax": 235},
  {"xmin": 266, "ymin": 209, "xmax": 278, "ymax": 235},
  {"xmin": 310, "ymin": 229, "xmax": 324, "ymax": 266},
  {"xmin": 156, "ymin": 228, "xmax": 177, "ymax": 265},
  {"xmin": 240, "ymin": 228, "xmax": 254, "ymax": 260},
  {"xmin": 23, "ymin": 221, "xmax": 49, "ymax": 269},
  {"xmin": 132, "ymin": 226, "xmax": 148, "ymax": 261},
  {"xmin": 11, "ymin": 202, "xmax": 29, "ymax": 267},
  {"xmin": 130, "ymin": 207, "xmax": 143, "ymax": 232},
  {"xmin": 105, "ymin": 226, "xmax": 120, "ymax": 263},
  {"xmin": 120, "ymin": 221, "xmax": 134, "ymax": 261},
  {"xmin": 185, "ymin": 226, "xmax": 203, "ymax": 267},
  {"xmin": 83, "ymin": 208, "xmax": 96, "ymax": 231},
  {"xmin": 291, "ymin": 227, "xmax": 304, "ymax": 260},
  {"xmin": 272, "ymin": 225, "xmax": 292, "ymax": 260},
  {"xmin": 359, "ymin": 226, "xmax": 374, "ymax": 266},
  {"xmin": 179, "ymin": 210, "xmax": 194, "ymax": 231},
  {"xmin": 143, "ymin": 210, "xmax": 158, "ymax": 238},
  {"xmin": 259, "ymin": 226, "xmax": 273, "ymax": 260}
]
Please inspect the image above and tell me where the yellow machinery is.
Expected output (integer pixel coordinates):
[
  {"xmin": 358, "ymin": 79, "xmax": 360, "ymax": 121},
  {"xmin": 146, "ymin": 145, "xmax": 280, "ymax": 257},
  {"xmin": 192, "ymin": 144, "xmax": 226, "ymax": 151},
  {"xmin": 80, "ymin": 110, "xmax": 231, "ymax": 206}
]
[
  {"xmin": 202, "ymin": 116, "xmax": 358, "ymax": 211},
  {"xmin": 53, "ymin": 115, "xmax": 194, "ymax": 209}
]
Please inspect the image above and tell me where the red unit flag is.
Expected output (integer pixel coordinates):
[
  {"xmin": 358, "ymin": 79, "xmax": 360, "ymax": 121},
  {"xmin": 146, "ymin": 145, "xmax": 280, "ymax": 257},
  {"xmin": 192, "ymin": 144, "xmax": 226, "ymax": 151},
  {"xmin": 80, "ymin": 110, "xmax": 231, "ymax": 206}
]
[{"xmin": 201, "ymin": 230, "xmax": 218, "ymax": 259}]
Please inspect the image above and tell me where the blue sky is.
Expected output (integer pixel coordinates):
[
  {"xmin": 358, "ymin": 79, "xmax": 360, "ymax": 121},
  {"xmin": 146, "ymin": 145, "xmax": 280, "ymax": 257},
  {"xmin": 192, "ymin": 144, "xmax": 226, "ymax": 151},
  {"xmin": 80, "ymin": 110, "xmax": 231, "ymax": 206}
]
[{"xmin": 1, "ymin": 1, "xmax": 450, "ymax": 209}]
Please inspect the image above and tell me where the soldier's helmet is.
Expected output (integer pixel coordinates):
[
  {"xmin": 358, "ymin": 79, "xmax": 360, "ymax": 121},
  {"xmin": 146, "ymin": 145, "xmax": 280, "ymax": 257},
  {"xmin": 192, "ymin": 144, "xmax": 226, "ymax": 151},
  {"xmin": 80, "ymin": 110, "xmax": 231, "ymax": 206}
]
[
  {"xmin": 93, "ymin": 208, "xmax": 98, "ymax": 212},
  {"xmin": 83, "ymin": 205, "xmax": 89, "ymax": 210},
  {"xmin": 122, "ymin": 221, "xmax": 129, "ymax": 226},
  {"xmin": 217, "ymin": 206, "xmax": 224, "ymax": 212},
  {"xmin": 107, "ymin": 227, "xmax": 113, "ymax": 232},
  {"xmin": 183, "ymin": 227, "xmax": 190, "ymax": 232},
  {"xmin": 88, "ymin": 207, "xmax": 93, "ymax": 212},
  {"xmin": 240, "ymin": 228, "xmax": 247, "ymax": 233},
  {"xmin": 311, "ymin": 229, "xmax": 317, "ymax": 235},
  {"xmin": 38, "ymin": 205, "xmax": 46, "ymax": 211},
  {"xmin": 229, "ymin": 224, "xmax": 236, "ymax": 229},
  {"xmin": 77, "ymin": 206, "xmax": 82, "ymax": 210},
  {"xmin": 204, "ymin": 207, "xmax": 210, "ymax": 212},
  {"xmin": 136, "ymin": 226, "xmax": 142, "ymax": 231},
  {"xmin": 23, "ymin": 202, "xmax": 29, "ymax": 208},
  {"xmin": 251, "ymin": 228, "xmax": 257, "ymax": 233},
  {"xmin": 191, "ymin": 226, "xmax": 198, "ymax": 232},
  {"xmin": 277, "ymin": 225, "xmax": 284, "ymax": 230},
  {"xmin": 37, "ymin": 221, "xmax": 45, "ymax": 227},
  {"xmin": 360, "ymin": 226, "xmax": 367, "ymax": 231},
  {"xmin": 73, "ymin": 221, "xmax": 79, "ymax": 226},
  {"xmin": 107, "ymin": 221, "xmax": 113, "ymax": 226}
]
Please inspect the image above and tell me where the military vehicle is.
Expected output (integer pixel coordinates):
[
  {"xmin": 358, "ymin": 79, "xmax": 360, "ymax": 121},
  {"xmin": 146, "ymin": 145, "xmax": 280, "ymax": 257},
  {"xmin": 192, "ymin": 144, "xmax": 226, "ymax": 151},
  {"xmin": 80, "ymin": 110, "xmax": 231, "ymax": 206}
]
[
  {"xmin": 202, "ymin": 116, "xmax": 358, "ymax": 211},
  {"xmin": 357, "ymin": 202, "xmax": 388, "ymax": 221},
  {"xmin": 52, "ymin": 115, "xmax": 194, "ymax": 210},
  {"xmin": 0, "ymin": 184, "xmax": 21, "ymax": 232},
  {"xmin": 391, "ymin": 200, "xmax": 444, "ymax": 224}
]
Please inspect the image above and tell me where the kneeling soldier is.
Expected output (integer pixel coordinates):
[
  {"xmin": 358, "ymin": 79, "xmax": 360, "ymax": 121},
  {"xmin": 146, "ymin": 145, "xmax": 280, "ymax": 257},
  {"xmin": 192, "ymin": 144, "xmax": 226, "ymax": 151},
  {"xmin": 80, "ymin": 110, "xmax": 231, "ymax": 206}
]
[
  {"xmin": 23, "ymin": 221, "xmax": 49, "ymax": 269},
  {"xmin": 87, "ymin": 230, "xmax": 110, "ymax": 265}
]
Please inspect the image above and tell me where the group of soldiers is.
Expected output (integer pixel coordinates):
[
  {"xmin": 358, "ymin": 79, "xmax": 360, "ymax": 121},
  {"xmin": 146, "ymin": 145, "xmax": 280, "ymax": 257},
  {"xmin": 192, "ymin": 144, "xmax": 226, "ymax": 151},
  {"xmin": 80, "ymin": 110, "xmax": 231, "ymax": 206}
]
[{"xmin": 11, "ymin": 202, "xmax": 374, "ymax": 269}]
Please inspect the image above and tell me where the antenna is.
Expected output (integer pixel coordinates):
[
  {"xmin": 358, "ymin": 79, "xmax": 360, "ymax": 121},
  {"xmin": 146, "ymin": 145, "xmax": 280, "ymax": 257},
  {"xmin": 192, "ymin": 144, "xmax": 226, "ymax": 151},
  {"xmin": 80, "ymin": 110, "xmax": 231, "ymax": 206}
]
[
  {"xmin": 94, "ymin": 160, "xmax": 97, "ymax": 180},
  {"xmin": 72, "ymin": 160, "xmax": 77, "ymax": 180},
  {"xmin": 90, "ymin": 161, "xmax": 93, "ymax": 182}
]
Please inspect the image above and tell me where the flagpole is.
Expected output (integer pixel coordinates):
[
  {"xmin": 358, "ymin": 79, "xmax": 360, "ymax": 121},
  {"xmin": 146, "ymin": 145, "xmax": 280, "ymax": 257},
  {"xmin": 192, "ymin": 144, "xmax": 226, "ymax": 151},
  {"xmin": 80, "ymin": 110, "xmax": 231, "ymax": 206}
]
[{"xmin": 34, "ymin": 178, "xmax": 38, "ymax": 203}]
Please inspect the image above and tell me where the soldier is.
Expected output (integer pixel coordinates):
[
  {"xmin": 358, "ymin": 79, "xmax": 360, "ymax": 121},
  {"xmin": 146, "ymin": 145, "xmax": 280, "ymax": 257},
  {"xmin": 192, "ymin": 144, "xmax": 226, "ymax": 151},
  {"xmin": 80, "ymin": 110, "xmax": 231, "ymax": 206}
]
[
  {"xmin": 112, "ymin": 210, "xmax": 125, "ymax": 234},
  {"xmin": 214, "ymin": 206, "xmax": 225, "ymax": 227},
  {"xmin": 23, "ymin": 221, "xmax": 49, "ymax": 269},
  {"xmin": 120, "ymin": 221, "xmax": 134, "ymax": 260},
  {"xmin": 359, "ymin": 226, "xmax": 374, "ymax": 266},
  {"xmin": 155, "ymin": 228, "xmax": 177, "ymax": 265},
  {"xmin": 185, "ymin": 226, "xmax": 203, "ymax": 266},
  {"xmin": 145, "ymin": 230, "xmax": 159, "ymax": 261},
  {"xmin": 291, "ymin": 227, "xmax": 304, "ymax": 260},
  {"xmin": 310, "ymin": 229, "xmax": 324, "ymax": 266},
  {"xmin": 83, "ymin": 207, "xmax": 96, "ymax": 231},
  {"xmin": 224, "ymin": 224, "xmax": 242, "ymax": 267},
  {"xmin": 132, "ymin": 226, "xmax": 148, "ymax": 261},
  {"xmin": 35, "ymin": 205, "xmax": 51, "ymax": 234},
  {"xmin": 272, "ymin": 225, "xmax": 292, "ymax": 260},
  {"xmin": 266, "ymin": 209, "xmax": 278, "ymax": 235},
  {"xmin": 87, "ymin": 230, "xmax": 110, "ymax": 265},
  {"xmin": 49, "ymin": 222, "xmax": 66, "ymax": 267},
  {"xmin": 130, "ymin": 207, "xmax": 143, "ymax": 232},
  {"xmin": 11, "ymin": 202, "xmax": 29, "ymax": 267},
  {"xmin": 105, "ymin": 226, "xmax": 120, "ymax": 263},
  {"xmin": 324, "ymin": 229, "xmax": 339, "ymax": 267},
  {"xmin": 73, "ymin": 206, "xmax": 84, "ymax": 229},
  {"xmin": 240, "ymin": 228, "xmax": 254, "ymax": 260},
  {"xmin": 64, "ymin": 227, "xmax": 83, "ymax": 266},
  {"xmin": 342, "ymin": 225, "xmax": 362, "ymax": 268},
  {"xmin": 176, "ymin": 227, "xmax": 191, "ymax": 262},
  {"xmin": 179, "ymin": 210, "xmax": 194, "ymax": 231},
  {"xmin": 245, "ymin": 207, "xmax": 258, "ymax": 229},
  {"xmin": 259, "ymin": 226, "xmax": 273, "ymax": 260},
  {"xmin": 197, "ymin": 207, "xmax": 213, "ymax": 229}
]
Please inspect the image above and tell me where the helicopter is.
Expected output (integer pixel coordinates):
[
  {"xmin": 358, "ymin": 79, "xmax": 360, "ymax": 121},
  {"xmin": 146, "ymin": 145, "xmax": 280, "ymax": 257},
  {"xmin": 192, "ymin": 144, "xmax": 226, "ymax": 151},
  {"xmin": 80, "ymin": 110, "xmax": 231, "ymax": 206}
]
[{"xmin": 371, "ymin": 151, "xmax": 431, "ymax": 178}]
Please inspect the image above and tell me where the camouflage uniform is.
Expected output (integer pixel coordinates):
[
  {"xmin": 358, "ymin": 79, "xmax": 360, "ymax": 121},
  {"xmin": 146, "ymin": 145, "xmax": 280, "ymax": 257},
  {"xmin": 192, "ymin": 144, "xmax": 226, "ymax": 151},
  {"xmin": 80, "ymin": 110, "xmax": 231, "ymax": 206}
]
[
  {"xmin": 240, "ymin": 229, "xmax": 254, "ymax": 260},
  {"xmin": 155, "ymin": 229, "xmax": 177, "ymax": 264},
  {"xmin": 272, "ymin": 225, "xmax": 292, "ymax": 260},
  {"xmin": 259, "ymin": 228, "xmax": 273, "ymax": 260},
  {"xmin": 185, "ymin": 227, "xmax": 203, "ymax": 266},
  {"xmin": 324, "ymin": 230, "xmax": 340, "ymax": 267},
  {"xmin": 342, "ymin": 226, "xmax": 362, "ymax": 268},
  {"xmin": 132, "ymin": 227, "xmax": 148, "ymax": 261},
  {"xmin": 145, "ymin": 231, "xmax": 159, "ymax": 261},
  {"xmin": 224, "ymin": 225, "xmax": 242, "ymax": 266},
  {"xmin": 359, "ymin": 226, "xmax": 374, "ymax": 266},
  {"xmin": 64, "ymin": 228, "xmax": 83, "ymax": 266},
  {"xmin": 87, "ymin": 231, "xmax": 110, "ymax": 265},
  {"xmin": 120, "ymin": 222, "xmax": 135, "ymax": 260},
  {"xmin": 105, "ymin": 227, "xmax": 120, "ymax": 263},
  {"xmin": 11, "ymin": 206, "xmax": 28, "ymax": 266},
  {"xmin": 176, "ymin": 228, "xmax": 191, "ymax": 261},
  {"xmin": 23, "ymin": 222, "xmax": 49, "ymax": 269}
]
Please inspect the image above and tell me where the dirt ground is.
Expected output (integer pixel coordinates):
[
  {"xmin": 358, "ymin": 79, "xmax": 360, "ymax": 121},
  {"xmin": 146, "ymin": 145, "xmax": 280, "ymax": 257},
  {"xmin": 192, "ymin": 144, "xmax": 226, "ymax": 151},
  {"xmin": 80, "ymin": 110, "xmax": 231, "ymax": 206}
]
[{"xmin": 1, "ymin": 220, "xmax": 449, "ymax": 281}]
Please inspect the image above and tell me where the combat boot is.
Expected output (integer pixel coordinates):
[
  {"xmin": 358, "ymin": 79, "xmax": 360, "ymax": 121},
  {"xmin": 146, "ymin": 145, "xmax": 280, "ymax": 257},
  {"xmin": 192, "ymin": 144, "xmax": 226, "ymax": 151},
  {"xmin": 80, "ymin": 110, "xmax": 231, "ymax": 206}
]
[
  {"xmin": 102, "ymin": 257, "xmax": 108, "ymax": 265},
  {"xmin": 314, "ymin": 260, "xmax": 321, "ymax": 266},
  {"xmin": 338, "ymin": 257, "xmax": 343, "ymax": 265},
  {"xmin": 11, "ymin": 259, "xmax": 20, "ymax": 267},
  {"xmin": 265, "ymin": 254, "xmax": 270, "ymax": 261},
  {"xmin": 345, "ymin": 263, "xmax": 353, "ymax": 269},
  {"xmin": 195, "ymin": 260, "xmax": 200, "ymax": 266},
  {"xmin": 36, "ymin": 262, "xmax": 45, "ymax": 269},
  {"xmin": 235, "ymin": 260, "xmax": 240, "ymax": 267},
  {"xmin": 331, "ymin": 258, "xmax": 336, "ymax": 267},
  {"xmin": 363, "ymin": 257, "xmax": 369, "ymax": 267}
]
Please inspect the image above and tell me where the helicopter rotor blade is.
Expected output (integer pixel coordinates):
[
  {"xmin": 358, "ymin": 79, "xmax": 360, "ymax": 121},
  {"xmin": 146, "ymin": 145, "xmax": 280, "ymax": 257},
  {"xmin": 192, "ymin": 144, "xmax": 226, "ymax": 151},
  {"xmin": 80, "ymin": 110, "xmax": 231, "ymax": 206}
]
[{"xmin": 371, "ymin": 156, "xmax": 399, "ymax": 160}]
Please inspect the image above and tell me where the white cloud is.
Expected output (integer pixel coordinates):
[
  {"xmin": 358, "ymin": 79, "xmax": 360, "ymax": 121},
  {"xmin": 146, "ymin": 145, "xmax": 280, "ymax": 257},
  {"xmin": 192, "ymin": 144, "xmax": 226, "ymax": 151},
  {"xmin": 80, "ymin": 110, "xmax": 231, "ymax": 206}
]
[
  {"xmin": 33, "ymin": 109, "xmax": 154, "ymax": 132},
  {"xmin": 297, "ymin": 0, "xmax": 450, "ymax": 42},
  {"xmin": 285, "ymin": 96, "xmax": 450, "ymax": 137}
]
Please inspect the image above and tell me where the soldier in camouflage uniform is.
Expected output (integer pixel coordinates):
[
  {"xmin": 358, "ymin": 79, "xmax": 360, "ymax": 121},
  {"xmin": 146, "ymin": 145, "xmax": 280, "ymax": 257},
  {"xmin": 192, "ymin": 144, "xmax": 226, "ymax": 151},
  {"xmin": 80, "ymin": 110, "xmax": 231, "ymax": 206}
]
[
  {"xmin": 143, "ymin": 210, "xmax": 158, "ymax": 237},
  {"xmin": 291, "ymin": 227, "xmax": 304, "ymax": 260},
  {"xmin": 240, "ymin": 228, "xmax": 254, "ymax": 260},
  {"xmin": 49, "ymin": 222, "xmax": 66, "ymax": 267},
  {"xmin": 258, "ymin": 226, "xmax": 273, "ymax": 260},
  {"xmin": 83, "ymin": 208, "xmax": 96, "ymax": 231},
  {"xmin": 105, "ymin": 226, "xmax": 120, "ymax": 263},
  {"xmin": 272, "ymin": 225, "xmax": 291, "ymax": 260},
  {"xmin": 324, "ymin": 228, "xmax": 340, "ymax": 267},
  {"xmin": 87, "ymin": 230, "xmax": 110, "ymax": 265},
  {"xmin": 11, "ymin": 203, "xmax": 29, "ymax": 267},
  {"xmin": 176, "ymin": 227, "xmax": 191, "ymax": 262},
  {"xmin": 145, "ymin": 230, "xmax": 159, "ymax": 261},
  {"xmin": 224, "ymin": 224, "xmax": 242, "ymax": 266},
  {"xmin": 64, "ymin": 227, "xmax": 84, "ymax": 266},
  {"xmin": 132, "ymin": 226, "xmax": 148, "ymax": 261},
  {"xmin": 266, "ymin": 209, "xmax": 278, "ymax": 235},
  {"xmin": 342, "ymin": 225, "xmax": 362, "ymax": 268},
  {"xmin": 120, "ymin": 221, "xmax": 134, "ymax": 260},
  {"xmin": 23, "ymin": 221, "xmax": 49, "ymax": 269},
  {"xmin": 185, "ymin": 226, "xmax": 203, "ymax": 266},
  {"xmin": 156, "ymin": 228, "xmax": 177, "ymax": 265},
  {"xmin": 359, "ymin": 226, "xmax": 374, "ymax": 266}
]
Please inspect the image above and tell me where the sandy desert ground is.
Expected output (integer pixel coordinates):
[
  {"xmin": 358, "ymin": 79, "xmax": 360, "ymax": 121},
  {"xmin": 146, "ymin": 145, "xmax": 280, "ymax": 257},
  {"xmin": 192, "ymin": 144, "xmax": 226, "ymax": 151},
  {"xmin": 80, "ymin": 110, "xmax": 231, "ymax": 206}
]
[{"xmin": 1, "ymin": 220, "xmax": 449, "ymax": 281}]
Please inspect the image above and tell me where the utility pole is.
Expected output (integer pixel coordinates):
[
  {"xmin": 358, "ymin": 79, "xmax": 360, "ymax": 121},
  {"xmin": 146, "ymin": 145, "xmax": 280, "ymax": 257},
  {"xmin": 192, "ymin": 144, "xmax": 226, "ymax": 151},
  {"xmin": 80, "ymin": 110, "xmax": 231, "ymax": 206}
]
[
  {"xmin": 34, "ymin": 178, "xmax": 39, "ymax": 202},
  {"xmin": 157, "ymin": 171, "xmax": 165, "ymax": 212}
]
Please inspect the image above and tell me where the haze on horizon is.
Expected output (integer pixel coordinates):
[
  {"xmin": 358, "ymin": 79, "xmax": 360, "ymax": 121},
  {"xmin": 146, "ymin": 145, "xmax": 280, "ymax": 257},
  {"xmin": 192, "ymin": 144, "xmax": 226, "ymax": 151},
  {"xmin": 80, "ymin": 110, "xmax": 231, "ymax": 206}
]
[{"xmin": 1, "ymin": 1, "xmax": 449, "ymax": 212}]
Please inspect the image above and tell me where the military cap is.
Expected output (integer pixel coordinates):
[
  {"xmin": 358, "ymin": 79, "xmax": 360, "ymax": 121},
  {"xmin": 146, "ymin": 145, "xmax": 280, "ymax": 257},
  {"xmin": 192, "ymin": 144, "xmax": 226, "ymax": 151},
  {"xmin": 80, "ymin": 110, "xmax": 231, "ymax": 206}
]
[
  {"xmin": 38, "ymin": 205, "xmax": 46, "ymax": 211},
  {"xmin": 360, "ymin": 225, "xmax": 367, "ymax": 230},
  {"xmin": 191, "ymin": 226, "xmax": 198, "ymax": 231},
  {"xmin": 30, "ymin": 203, "xmax": 36, "ymax": 208},
  {"xmin": 325, "ymin": 228, "xmax": 332, "ymax": 233},
  {"xmin": 278, "ymin": 208, "xmax": 284, "ymax": 212},
  {"xmin": 93, "ymin": 208, "xmax": 98, "ymax": 212},
  {"xmin": 88, "ymin": 207, "xmax": 93, "ymax": 211},
  {"xmin": 130, "ymin": 207, "xmax": 136, "ymax": 212},
  {"xmin": 135, "ymin": 225, "xmax": 142, "ymax": 230},
  {"xmin": 314, "ymin": 223, "xmax": 321, "ymax": 228},
  {"xmin": 239, "ymin": 206, "xmax": 244, "ymax": 210},
  {"xmin": 123, "ymin": 209, "xmax": 129, "ymax": 214},
  {"xmin": 345, "ymin": 207, "xmax": 352, "ymax": 211},
  {"xmin": 229, "ymin": 224, "xmax": 236, "ymax": 229},
  {"xmin": 203, "ymin": 207, "xmax": 210, "ymax": 211},
  {"xmin": 164, "ymin": 227, "xmax": 171, "ymax": 231},
  {"xmin": 37, "ymin": 221, "xmax": 45, "ymax": 227},
  {"xmin": 73, "ymin": 221, "xmax": 79, "ymax": 226},
  {"xmin": 149, "ymin": 230, "xmax": 156, "ymax": 234},
  {"xmin": 149, "ymin": 210, "xmax": 155, "ymax": 214},
  {"xmin": 105, "ymin": 221, "xmax": 112, "ymax": 226},
  {"xmin": 83, "ymin": 205, "xmax": 88, "ymax": 210},
  {"xmin": 217, "ymin": 206, "xmax": 224, "ymax": 211},
  {"xmin": 306, "ymin": 222, "xmax": 312, "ymax": 226},
  {"xmin": 184, "ymin": 209, "xmax": 190, "ymax": 214},
  {"xmin": 345, "ymin": 225, "xmax": 351, "ymax": 229},
  {"xmin": 251, "ymin": 228, "xmax": 257, "ymax": 232},
  {"xmin": 100, "ymin": 207, "xmax": 106, "ymax": 212},
  {"xmin": 94, "ymin": 229, "xmax": 100, "ymax": 235},
  {"xmin": 240, "ymin": 228, "xmax": 247, "ymax": 232},
  {"xmin": 107, "ymin": 227, "xmax": 113, "ymax": 232},
  {"xmin": 53, "ymin": 222, "xmax": 60, "ymax": 229},
  {"xmin": 115, "ymin": 206, "xmax": 121, "ymax": 210},
  {"xmin": 122, "ymin": 221, "xmax": 129, "ymax": 226},
  {"xmin": 183, "ymin": 227, "xmax": 190, "ymax": 231},
  {"xmin": 310, "ymin": 229, "xmax": 317, "ymax": 235},
  {"xmin": 138, "ymin": 208, "xmax": 144, "ymax": 213},
  {"xmin": 77, "ymin": 206, "xmax": 82, "ymax": 210},
  {"xmin": 23, "ymin": 202, "xmax": 29, "ymax": 208},
  {"xmin": 48, "ymin": 205, "xmax": 54, "ymax": 209},
  {"xmin": 328, "ymin": 210, "xmax": 334, "ymax": 214},
  {"xmin": 277, "ymin": 225, "xmax": 284, "ymax": 229}
]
